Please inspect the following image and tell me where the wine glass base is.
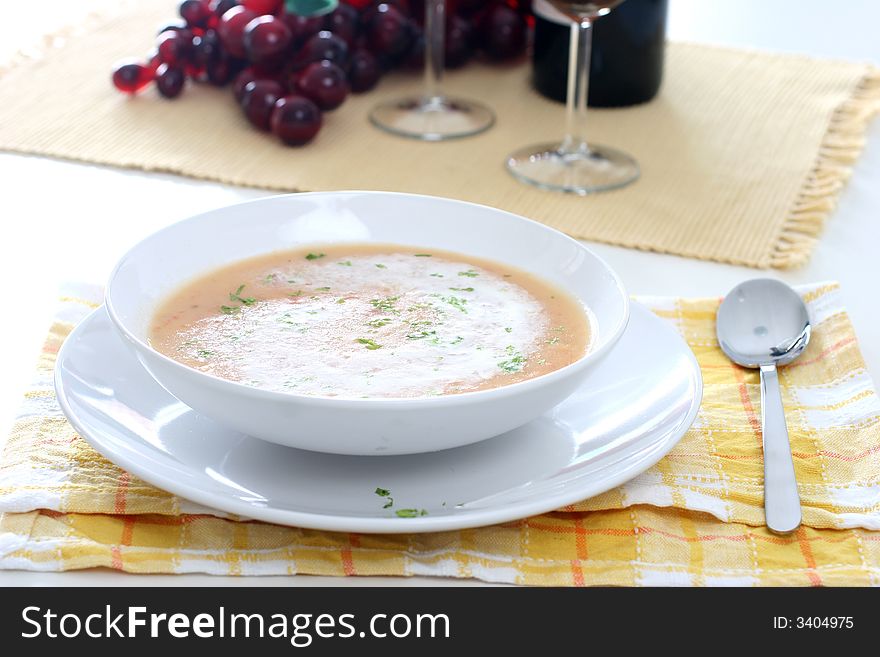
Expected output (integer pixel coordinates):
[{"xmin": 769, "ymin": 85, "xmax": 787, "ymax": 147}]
[
  {"xmin": 370, "ymin": 96, "xmax": 495, "ymax": 141},
  {"xmin": 505, "ymin": 143, "xmax": 640, "ymax": 195}
]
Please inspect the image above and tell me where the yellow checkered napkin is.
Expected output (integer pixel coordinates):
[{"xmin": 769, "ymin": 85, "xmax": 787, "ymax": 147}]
[{"xmin": 1, "ymin": 283, "xmax": 879, "ymax": 585}]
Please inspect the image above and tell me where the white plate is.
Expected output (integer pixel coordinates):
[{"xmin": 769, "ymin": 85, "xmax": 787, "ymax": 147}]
[{"xmin": 55, "ymin": 303, "xmax": 701, "ymax": 533}]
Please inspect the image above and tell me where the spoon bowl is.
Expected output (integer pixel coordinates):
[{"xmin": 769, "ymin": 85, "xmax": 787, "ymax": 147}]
[{"xmin": 717, "ymin": 279, "xmax": 811, "ymax": 368}]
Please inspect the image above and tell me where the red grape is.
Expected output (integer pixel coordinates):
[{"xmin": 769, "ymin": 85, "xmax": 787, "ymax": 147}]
[
  {"xmin": 363, "ymin": 0, "xmax": 410, "ymax": 20},
  {"xmin": 157, "ymin": 20, "xmax": 192, "ymax": 37},
  {"xmin": 236, "ymin": 65, "xmax": 285, "ymax": 94},
  {"xmin": 323, "ymin": 4, "xmax": 360, "ymax": 45},
  {"xmin": 156, "ymin": 64, "xmax": 186, "ymax": 98},
  {"xmin": 241, "ymin": 79, "xmax": 285, "ymax": 129},
  {"xmin": 296, "ymin": 60, "xmax": 349, "ymax": 111},
  {"xmin": 406, "ymin": 0, "xmax": 424, "ymax": 24},
  {"xmin": 243, "ymin": 15, "xmax": 292, "ymax": 65},
  {"xmin": 291, "ymin": 30, "xmax": 349, "ymax": 70},
  {"xmin": 271, "ymin": 95, "xmax": 322, "ymax": 145},
  {"xmin": 445, "ymin": 15, "xmax": 473, "ymax": 68},
  {"xmin": 192, "ymin": 29, "xmax": 223, "ymax": 67},
  {"xmin": 347, "ymin": 48, "xmax": 381, "ymax": 92},
  {"xmin": 206, "ymin": 56, "xmax": 242, "ymax": 85},
  {"xmin": 401, "ymin": 29, "xmax": 424, "ymax": 70},
  {"xmin": 457, "ymin": 0, "xmax": 486, "ymax": 15},
  {"xmin": 157, "ymin": 31, "xmax": 193, "ymax": 66},
  {"xmin": 243, "ymin": 0, "xmax": 282, "ymax": 14},
  {"xmin": 209, "ymin": 0, "xmax": 240, "ymax": 15},
  {"xmin": 233, "ymin": 66, "xmax": 259, "ymax": 100},
  {"xmin": 480, "ymin": 3, "xmax": 526, "ymax": 60},
  {"xmin": 111, "ymin": 61, "xmax": 154, "ymax": 94},
  {"xmin": 281, "ymin": 13, "xmax": 324, "ymax": 45},
  {"xmin": 179, "ymin": 0, "xmax": 213, "ymax": 28},
  {"xmin": 218, "ymin": 5, "xmax": 257, "ymax": 58},
  {"xmin": 366, "ymin": 3, "xmax": 413, "ymax": 58},
  {"xmin": 146, "ymin": 49, "xmax": 163, "ymax": 73}
]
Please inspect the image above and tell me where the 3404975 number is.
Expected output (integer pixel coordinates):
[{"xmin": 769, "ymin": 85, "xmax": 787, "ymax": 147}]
[{"xmin": 797, "ymin": 617, "xmax": 853, "ymax": 629}]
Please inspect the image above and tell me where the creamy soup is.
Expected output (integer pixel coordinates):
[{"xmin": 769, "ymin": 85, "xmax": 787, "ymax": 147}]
[{"xmin": 149, "ymin": 245, "xmax": 591, "ymax": 398}]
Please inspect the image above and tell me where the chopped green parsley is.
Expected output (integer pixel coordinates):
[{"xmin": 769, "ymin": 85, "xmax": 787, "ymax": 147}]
[
  {"xmin": 395, "ymin": 509, "xmax": 428, "ymax": 518},
  {"xmin": 406, "ymin": 330, "xmax": 437, "ymax": 340},
  {"xmin": 356, "ymin": 338, "xmax": 383, "ymax": 350},
  {"xmin": 375, "ymin": 487, "xmax": 394, "ymax": 509},
  {"xmin": 498, "ymin": 345, "xmax": 527, "ymax": 373},
  {"xmin": 370, "ymin": 296, "xmax": 400, "ymax": 313},
  {"xmin": 449, "ymin": 287, "xmax": 474, "ymax": 292},
  {"xmin": 458, "ymin": 270, "xmax": 479, "ymax": 278},
  {"xmin": 442, "ymin": 296, "xmax": 468, "ymax": 313},
  {"xmin": 229, "ymin": 284, "xmax": 256, "ymax": 305},
  {"xmin": 305, "ymin": 252, "xmax": 325, "ymax": 260}
]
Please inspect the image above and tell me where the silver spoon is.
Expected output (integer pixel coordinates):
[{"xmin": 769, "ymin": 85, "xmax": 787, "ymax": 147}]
[{"xmin": 716, "ymin": 279, "xmax": 811, "ymax": 534}]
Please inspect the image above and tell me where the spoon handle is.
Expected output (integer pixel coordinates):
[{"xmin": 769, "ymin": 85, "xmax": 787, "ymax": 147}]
[{"xmin": 759, "ymin": 363, "xmax": 802, "ymax": 534}]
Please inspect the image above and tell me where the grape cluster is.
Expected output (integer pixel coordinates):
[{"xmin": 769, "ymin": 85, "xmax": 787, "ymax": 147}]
[{"xmin": 111, "ymin": 0, "xmax": 530, "ymax": 146}]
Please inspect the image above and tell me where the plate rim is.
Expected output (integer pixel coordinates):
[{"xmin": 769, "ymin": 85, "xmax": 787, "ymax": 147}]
[{"xmin": 54, "ymin": 302, "xmax": 703, "ymax": 534}]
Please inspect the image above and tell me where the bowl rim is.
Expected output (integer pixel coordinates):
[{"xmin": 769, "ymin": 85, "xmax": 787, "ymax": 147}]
[{"xmin": 105, "ymin": 190, "xmax": 630, "ymax": 408}]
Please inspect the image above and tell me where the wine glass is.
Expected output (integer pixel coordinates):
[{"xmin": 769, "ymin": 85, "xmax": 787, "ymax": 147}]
[
  {"xmin": 370, "ymin": 0, "xmax": 495, "ymax": 141},
  {"xmin": 506, "ymin": 1, "xmax": 639, "ymax": 194}
]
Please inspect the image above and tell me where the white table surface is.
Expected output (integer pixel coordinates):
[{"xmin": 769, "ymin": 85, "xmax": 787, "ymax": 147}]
[{"xmin": 1, "ymin": 0, "xmax": 878, "ymax": 586}]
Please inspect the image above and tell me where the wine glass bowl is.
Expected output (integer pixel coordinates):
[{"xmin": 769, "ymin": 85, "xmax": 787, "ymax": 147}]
[{"xmin": 507, "ymin": 0, "xmax": 639, "ymax": 194}]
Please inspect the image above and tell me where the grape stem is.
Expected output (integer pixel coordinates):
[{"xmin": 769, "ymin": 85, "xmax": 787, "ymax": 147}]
[
  {"xmin": 561, "ymin": 18, "xmax": 592, "ymax": 156},
  {"xmin": 423, "ymin": 0, "xmax": 445, "ymax": 106}
]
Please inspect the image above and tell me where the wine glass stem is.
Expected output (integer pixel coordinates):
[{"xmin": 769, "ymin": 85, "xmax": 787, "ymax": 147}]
[
  {"xmin": 561, "ymin": 19, "xmax": 592, "ymax": 155},
  {"xmin": 423, "ymin": 0, "xmax": 445, "ymax": 106}
]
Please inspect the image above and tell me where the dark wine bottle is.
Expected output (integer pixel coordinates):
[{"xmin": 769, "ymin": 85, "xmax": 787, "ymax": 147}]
[{"xmin": 531, "ymin": 0, "xmax": 668, "ymax": 107}]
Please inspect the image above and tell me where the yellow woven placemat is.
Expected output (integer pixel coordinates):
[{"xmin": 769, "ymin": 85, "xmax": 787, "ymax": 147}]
[
  {"xmin": 1, "ymin": 2, "xmax": 878, "ymax": 268},
  {"xmin": 1, "ymin": 282, "xmax": 879, "ymax": 585}
]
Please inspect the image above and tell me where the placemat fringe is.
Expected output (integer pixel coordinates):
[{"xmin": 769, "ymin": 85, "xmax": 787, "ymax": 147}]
[{"xmin": 771, "ymin": 67, "xmax": 880, "ymax": 268}]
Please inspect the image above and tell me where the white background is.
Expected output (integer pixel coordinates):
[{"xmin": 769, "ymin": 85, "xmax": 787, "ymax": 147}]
[{"xmin": 0, "ymin": 0, "xmax": 878, "ymax": 585}]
